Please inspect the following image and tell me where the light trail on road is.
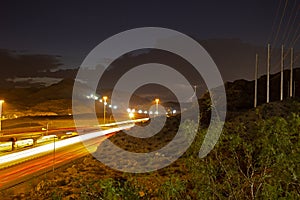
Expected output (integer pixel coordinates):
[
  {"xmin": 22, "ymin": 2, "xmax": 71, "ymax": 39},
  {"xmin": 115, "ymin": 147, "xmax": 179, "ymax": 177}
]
[
  {"xmin": 0, "ymin": 124, "xmax": 134, "ymax": 167},
  {"xmin": 0, "ymin": 118, "xmax": 149, "ymax": 189},
  {"xmin": 0, "ymin": 134, "xmax": 109, "ymax": 188}
]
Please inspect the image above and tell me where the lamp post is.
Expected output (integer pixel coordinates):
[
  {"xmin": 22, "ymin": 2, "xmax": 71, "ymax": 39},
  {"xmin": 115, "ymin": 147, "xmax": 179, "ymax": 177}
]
[
  {"xmin": 103, "ymin": 96, "xmax": 108, "ymax": 124},
  {"xmin": 155, "ymin": 98, "xmax": 159, "ymax": 116},
  {"xmin": 0, "ymin": 100, "xmax": 4, "ymax": 132}
]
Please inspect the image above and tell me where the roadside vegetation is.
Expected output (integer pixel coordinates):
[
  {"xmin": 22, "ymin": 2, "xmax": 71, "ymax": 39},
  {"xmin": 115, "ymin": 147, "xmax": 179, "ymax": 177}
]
[{"xmin": 2, "ymin": 100, "xmax": 300, "ymax": 199}]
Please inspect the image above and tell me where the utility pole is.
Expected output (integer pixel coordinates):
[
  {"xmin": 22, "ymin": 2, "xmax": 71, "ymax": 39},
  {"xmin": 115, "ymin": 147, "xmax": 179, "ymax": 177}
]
[
  {"xmin": 280, "ymin": 45, "xmax": 284, "ymax": 101},
  {"xmin": 103, "ymin": 96, "xmax": 108, "ymax": 124},
  {"xmin": 254, "ymin": 54, "xmax": 258, "ymax": 108},
  {"xmin": 289, "ymin": 48, "xmax": 294, "ymax": 98},
  {"xmin": 267, "ymin": 44, "xmax": 270, "ymax": 103},
  {"xmin": 155, "ymin": 98, "xmax": 160, "ymax": 116}
]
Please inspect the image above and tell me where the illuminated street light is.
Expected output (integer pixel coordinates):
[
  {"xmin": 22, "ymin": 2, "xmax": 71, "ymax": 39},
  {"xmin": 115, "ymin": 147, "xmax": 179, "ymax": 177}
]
[
  {"xmin": 155, "ymin": 98, "xmax": 159, "ymax": 116},
  {"xmin": 86, "ymin": 94, "xmax": 102, "ymax": 100},
  {"xmin": 103, "ymin": 96, "xmax": 108, "ymax": 124},
  {"xmin": 127, "ymin": 108, "xmax": 131, "ymax": 113},
  {"xmin": 129, "ymin": 112, "xmax": 135, "ymax": 119},
  {"xmin": 113, "ymin": 105, "xmax": 117, "ymax": 109},
  {"xmin": 138, "ymin": 110, "xmax": 142, "ymax": 114},
  {"xmin": 0, "ymin": 100, "xmax": 4, "ymax": 132}
]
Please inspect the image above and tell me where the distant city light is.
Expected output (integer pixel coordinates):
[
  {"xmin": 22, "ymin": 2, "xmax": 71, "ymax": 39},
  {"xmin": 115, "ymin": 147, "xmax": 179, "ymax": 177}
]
[
  {"xmin": 129, "ymin": 112, "xmax": 135, "ymax": 119},
  {"xmin": 86, "ymin": 94, "xmax": 100, "ymax": 100},
  {"xmin": 127, "ymin": 108, "xmax": 131, "ymax": 113},
  {"xmin": 144, "ymin": 111, "xmax": 148, "ymax": 114},
  {"xmin": 113, "ymin": 105, "xmax": 117, "ymax": 109},
  {"xmin": 138, "ymin": 110, "xmax": 142, "ymax": 114}
]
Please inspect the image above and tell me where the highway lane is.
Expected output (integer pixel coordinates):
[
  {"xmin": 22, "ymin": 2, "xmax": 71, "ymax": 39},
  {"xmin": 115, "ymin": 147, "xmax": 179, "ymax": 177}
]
[
  {"xmin": 0, "ymin": 118, "xmax": 149, "ymax": 189},
  {"xmin": 0, "ymin": 133, "xmax": 111, "ymax": 189}
]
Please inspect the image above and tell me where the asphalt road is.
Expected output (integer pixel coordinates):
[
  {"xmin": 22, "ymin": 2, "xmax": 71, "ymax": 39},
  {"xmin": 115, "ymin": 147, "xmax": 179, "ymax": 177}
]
[
  {"xmin": 0, "ymin": 133, "xmax": 113, "ymax": 190},
  {"xmin": 0, "ymin": 118, "xmax": 149, "ymax": 190}
]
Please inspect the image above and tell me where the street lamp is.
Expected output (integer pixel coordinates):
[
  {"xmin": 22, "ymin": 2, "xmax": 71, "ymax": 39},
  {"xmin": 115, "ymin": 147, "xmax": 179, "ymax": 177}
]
[
  {"xmin": 103, "ymin": 96, "xmax": 108, "ymax": 124},
  {"xmin": 155, "ymin": 98, "xmax": 159, "ymax": 116},
  {"xmin": 129, "ymin": 112, "xmax": 135, "ymax": 119},
  {"xmin": 0, "ymin": 100, "xmax": 4, "ymax": 132}
]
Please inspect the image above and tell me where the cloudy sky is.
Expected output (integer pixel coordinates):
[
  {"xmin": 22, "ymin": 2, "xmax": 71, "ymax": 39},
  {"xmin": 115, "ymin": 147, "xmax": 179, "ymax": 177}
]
[{"xmin": 0, "ymin": 0, "xmax": 299, "ymax": 86}]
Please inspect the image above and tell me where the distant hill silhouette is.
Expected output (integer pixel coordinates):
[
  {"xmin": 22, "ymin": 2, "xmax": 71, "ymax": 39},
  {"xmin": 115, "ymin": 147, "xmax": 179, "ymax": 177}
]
[
  {"xmin": 0, "ymin": 78, "xmax": 150, "ymax": 117},
  {"xmin": 0, "ymin": 67, "xmax": 299, "ymax": 117},
  {"xmin": 223, "ymin": 68, "xmax": 300, "ymax": 111}
]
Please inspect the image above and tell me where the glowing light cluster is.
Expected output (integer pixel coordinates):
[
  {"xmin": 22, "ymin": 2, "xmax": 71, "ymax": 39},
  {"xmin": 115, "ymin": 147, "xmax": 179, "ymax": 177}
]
[{"xmin": 0, "ymin": 119, "xmax": 148, "ymax": 168}]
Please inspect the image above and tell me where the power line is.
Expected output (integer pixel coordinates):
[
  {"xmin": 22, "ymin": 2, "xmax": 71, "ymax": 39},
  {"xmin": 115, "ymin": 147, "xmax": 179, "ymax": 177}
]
[
  {"xmin": 272, "ymin": 0, "xmax": 289, "ymax": 48},
  {"xmin": 270, "ymin": 1, "xmax": 300, "ymax": 74},
  {"xmin": 290, "ymin": 25, "xmax": 300, "ymax": 47},
  {"xmin": 282, "ymin": 0, "xmax": 298, "ymax": 43},
  {"xmin": 283, "ymin": 1, "xmax": 300, "ymax": 44},
  {"xmin": 267, "ymin": 0, "xmax": 283, "ymax": 44}
]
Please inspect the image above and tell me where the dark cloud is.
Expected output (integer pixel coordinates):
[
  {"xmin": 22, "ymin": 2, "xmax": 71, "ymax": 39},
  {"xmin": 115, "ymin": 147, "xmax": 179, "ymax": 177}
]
[{"xmin": 0, "ymin": 49, "xmax": 63, "ymax": 79}]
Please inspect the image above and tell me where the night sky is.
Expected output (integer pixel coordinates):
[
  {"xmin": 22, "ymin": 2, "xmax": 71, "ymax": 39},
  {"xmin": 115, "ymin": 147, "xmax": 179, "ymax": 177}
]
[{"xmin": 0, "ymin": 0, "xmax": 299, "ymax": 83}]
